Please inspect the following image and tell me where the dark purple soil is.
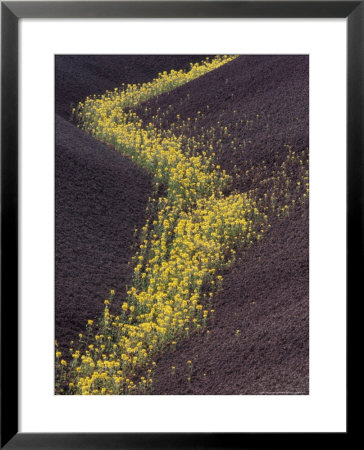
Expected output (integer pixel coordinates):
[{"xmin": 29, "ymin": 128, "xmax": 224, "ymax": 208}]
[
  {"xmin": 56, "ymin": 55, "xmax": 308, "ymax": 393},
  {"xmin": 55, "ymin": 55, "xmax": 209, "ymax": 357},
  {"xmin": 56, "ymin": 55, "xmax": 208, "ymax": 119},
  {"xmin": 151, "ymin": 210, "xmax": 309, "ymax": 394},
  {"xmin": 55, "ymin": 115, "xmax": 152, "ymax": 356},
  {"xmin": 135, "ymin": 55, "xmax": 309, "ymax": 193},
  {"xmin": 134, "ymin": 55, "xmax": 309, "ymax": 394}
]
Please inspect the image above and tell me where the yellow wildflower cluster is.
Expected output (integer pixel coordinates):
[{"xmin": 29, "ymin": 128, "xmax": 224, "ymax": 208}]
[
  {"xmin": 56, "ymin": 56, "xmax": 267, "ymax": 395},
  {"xmin": 76, "ymin": 55, "xmax": 236, "ymax": 111},
  {"xmin": 62, "ymin": 192, "xmax": 264, "ymax": 395},
  {"xmin": 79, "ymin": 106, "xmax": 230, "ymax": 208}
]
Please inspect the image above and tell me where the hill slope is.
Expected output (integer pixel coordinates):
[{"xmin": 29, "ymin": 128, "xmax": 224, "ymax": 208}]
[
  {"xmin": 55, "ymin": 115, "xmax": 152, "ymax": 356},
  {"xmin": 55, "ymin": 55, "xmax": 308, "ymax": 393},
  {"xmin": 134, "ymin": 55, "xmax": 309, "ymax": 394},
  {"xmin": 151, "ymin": 211, "xmax": 309, "ymax": 394},
  {"xmin": 56, "ymin": 55, "xmax": 209, "ymax": 357},
  {"xmin": 56, "ymin": 55, "xmax": 208, "ymax": 119}
]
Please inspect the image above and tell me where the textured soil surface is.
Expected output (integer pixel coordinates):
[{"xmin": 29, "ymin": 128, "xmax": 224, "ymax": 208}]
[
  {"xmin": 56, "ymin": 55, "xmax": 309, "ymax": 393},
  {"xmin": 137, "ymin": 55, "xmax": 310, "ymax": 394},
  {"xmin": 56, "ymin": 55, "xmax": 209, "ymax": 356},
  {"xmin": 56, "ymin": 55, "xmax": 207, "ymax": 119},
  {"xmin": 135, "ymin": 55, "xmax": 309, "ymax": 193},
  {"xmin": 55, "ymin": 115, "xmax": 152, "ymax": 356},
  {"xmin": 151, "ymin": 210, "xmax": 309, "ymax": 394}
]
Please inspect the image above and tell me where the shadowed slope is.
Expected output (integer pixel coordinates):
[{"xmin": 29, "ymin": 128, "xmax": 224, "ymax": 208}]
[
  {"xmin": 55, "ymin": 115, "xmax": 153, "ymax": 356},
  {"xmin": 56, "ymin": 55, "xmax": 208, "ymax": 119},
  {"xmin": 55, "ymin": 55, "xmax": 209, "ymax": 358},
  {"xmin": 56, "ymin": 55, "xmax": 308, "ymax": 394}
]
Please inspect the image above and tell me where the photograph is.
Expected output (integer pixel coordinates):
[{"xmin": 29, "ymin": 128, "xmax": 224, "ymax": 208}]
[
  {"xmin": 0, "ymin": 0, "xmax": 356, "ymax": 443},
  {"xmin": 54, "ymin": 54, "xmax": 309, "ymax": 396}
]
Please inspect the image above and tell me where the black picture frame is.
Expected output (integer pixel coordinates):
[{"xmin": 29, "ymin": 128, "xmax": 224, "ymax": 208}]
[{"xmin": 1, "ymin": 1, "xmax": 356, "ymax": 448}]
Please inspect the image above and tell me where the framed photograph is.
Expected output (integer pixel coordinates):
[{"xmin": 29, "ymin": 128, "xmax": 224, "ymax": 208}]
[{"xmin": 1, "ymin": 1, "xmax": 355, "ymax": 448}]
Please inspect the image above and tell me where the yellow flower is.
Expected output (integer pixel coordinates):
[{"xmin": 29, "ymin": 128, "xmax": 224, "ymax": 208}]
[{"xmin": 60, "ymin": 54, "xmax": 272, "ymax": 395}]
